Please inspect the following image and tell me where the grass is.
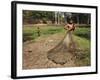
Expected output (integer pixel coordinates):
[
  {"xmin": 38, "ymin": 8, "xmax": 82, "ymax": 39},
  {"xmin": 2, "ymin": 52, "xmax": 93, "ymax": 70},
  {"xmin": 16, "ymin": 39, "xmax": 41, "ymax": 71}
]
[
  {"xmin": 73, "ymin": 27, "xmax": 90, "ymax": 66},
  {"xmin": 23, "ymin": 26, "xmax": 90, "ymax": 41},
  {"xmin": 74, "ymin": 35, "xmax": 90, "ymax": 66},
  {"xmin": 23, "ymin": 26, "xmax": 64, "ymax": 42},
  {"xmin": 74, "ymin": 35, "xmax": 90, "ymax": 49}
]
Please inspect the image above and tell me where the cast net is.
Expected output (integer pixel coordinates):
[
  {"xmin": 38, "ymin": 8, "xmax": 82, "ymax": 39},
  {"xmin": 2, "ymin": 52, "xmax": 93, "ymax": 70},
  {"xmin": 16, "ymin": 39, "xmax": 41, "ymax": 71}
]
[{"xmin": 47, "ymin": 31, "xmax": 78, "ymax": 65}]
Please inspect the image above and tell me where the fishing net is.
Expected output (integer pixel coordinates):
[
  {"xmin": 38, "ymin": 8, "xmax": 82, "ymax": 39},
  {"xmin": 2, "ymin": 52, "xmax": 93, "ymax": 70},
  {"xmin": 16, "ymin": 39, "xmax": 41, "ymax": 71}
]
[{"xmin": 47, "ymin": 31, "xmax": 77, "ymax": 65}]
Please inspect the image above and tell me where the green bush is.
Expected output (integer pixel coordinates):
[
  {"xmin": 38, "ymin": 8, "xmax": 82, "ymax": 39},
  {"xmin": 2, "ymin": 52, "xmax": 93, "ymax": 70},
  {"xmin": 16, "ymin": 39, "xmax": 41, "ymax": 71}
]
[
  {"xmin": 23, "ymin": 31, "xmax": 38, "ymax": 42},
  {"xmin": 23, "ymin": 33, "xmax": 33, "ymax": 42},
  {"xmin": 74, "ymin": 28, "xmax": 90, "ymax": 40}
]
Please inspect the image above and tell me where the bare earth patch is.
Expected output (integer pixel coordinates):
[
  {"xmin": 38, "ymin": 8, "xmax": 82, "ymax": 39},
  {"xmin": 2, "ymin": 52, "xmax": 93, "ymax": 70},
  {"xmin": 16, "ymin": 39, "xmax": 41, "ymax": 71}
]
[{"xmin": 23, "ymin": 33, "xmax": 77, "ymax": 69}]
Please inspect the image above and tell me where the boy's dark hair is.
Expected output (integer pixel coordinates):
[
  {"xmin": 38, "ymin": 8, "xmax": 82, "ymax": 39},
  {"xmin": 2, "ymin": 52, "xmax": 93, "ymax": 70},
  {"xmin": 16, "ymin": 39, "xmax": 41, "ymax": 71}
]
[
  {"xmin": 67, "ymin": 19, "xmax": 74, "ymax": 23},
  {"xmin": 67, "ymin": 16, "xmax": 74, "ymax": 23}
]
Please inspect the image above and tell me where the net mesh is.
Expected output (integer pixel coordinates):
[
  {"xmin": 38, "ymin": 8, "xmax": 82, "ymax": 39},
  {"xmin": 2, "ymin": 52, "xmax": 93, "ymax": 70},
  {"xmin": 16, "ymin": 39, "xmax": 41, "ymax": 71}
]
[{"xmin": 47, "ymin": 31, "xmax": 77, "ymax": 65}]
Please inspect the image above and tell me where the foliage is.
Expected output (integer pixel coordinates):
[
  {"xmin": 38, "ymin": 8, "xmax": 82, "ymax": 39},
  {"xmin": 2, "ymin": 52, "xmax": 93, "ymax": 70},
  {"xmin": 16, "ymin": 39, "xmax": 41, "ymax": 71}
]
[
  {"xmin": 23, "ymin": 10, "xmax": 91, "ymax": 25},
  {"xmin": 23, "ymin": 10, "xmax": 55, "ymax": 24},
  {"xmin": 74, "ymin": 27, "xmax": 90, "ymax": 40}
]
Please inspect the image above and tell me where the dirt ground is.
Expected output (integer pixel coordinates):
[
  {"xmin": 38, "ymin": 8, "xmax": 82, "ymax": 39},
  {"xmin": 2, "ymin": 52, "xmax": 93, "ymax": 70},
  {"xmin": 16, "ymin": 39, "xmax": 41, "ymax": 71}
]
[{"xmin": 23, "ymin": 33, "xmax": 77, "ymax": 69}]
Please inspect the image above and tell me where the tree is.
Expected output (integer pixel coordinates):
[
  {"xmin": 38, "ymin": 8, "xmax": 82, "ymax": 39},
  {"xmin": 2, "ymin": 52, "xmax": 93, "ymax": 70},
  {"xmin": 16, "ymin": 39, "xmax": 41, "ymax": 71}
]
[
  {"xmin": 23, "ymin": 10, "xmax": 55, "ymax": 24},
  {"xmin": 23, "ymin": 10, "xmax": 90, "ymax": 25}
]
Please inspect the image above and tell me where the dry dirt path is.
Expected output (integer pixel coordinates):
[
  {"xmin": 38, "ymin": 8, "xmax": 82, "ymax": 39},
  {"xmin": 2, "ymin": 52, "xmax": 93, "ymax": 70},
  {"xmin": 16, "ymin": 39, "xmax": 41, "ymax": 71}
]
[{"xmin": 23, "ymin": 33, "xmax": 77, "ymax": 69}]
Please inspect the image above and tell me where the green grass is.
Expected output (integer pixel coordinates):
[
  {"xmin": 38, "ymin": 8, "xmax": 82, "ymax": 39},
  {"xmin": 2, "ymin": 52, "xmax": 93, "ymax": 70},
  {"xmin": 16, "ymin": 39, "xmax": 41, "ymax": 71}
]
[
  {"xmin": 74, "ymin": 35, "xmax": 90, "ymax": 49},
  {"xmin": 23, "ymin": 26, "xmax": 64, "ymax": 42},
  {"xmin": 23, "ymin": 26, "xmax": 90, "ymax": 42},
  {"xmin": 73, "ymin": 28, "xmax": 90, "ymax": 66},
  {"xmin": 74, "ymin": 35, "xmax": 90, "ymax": 66}
]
